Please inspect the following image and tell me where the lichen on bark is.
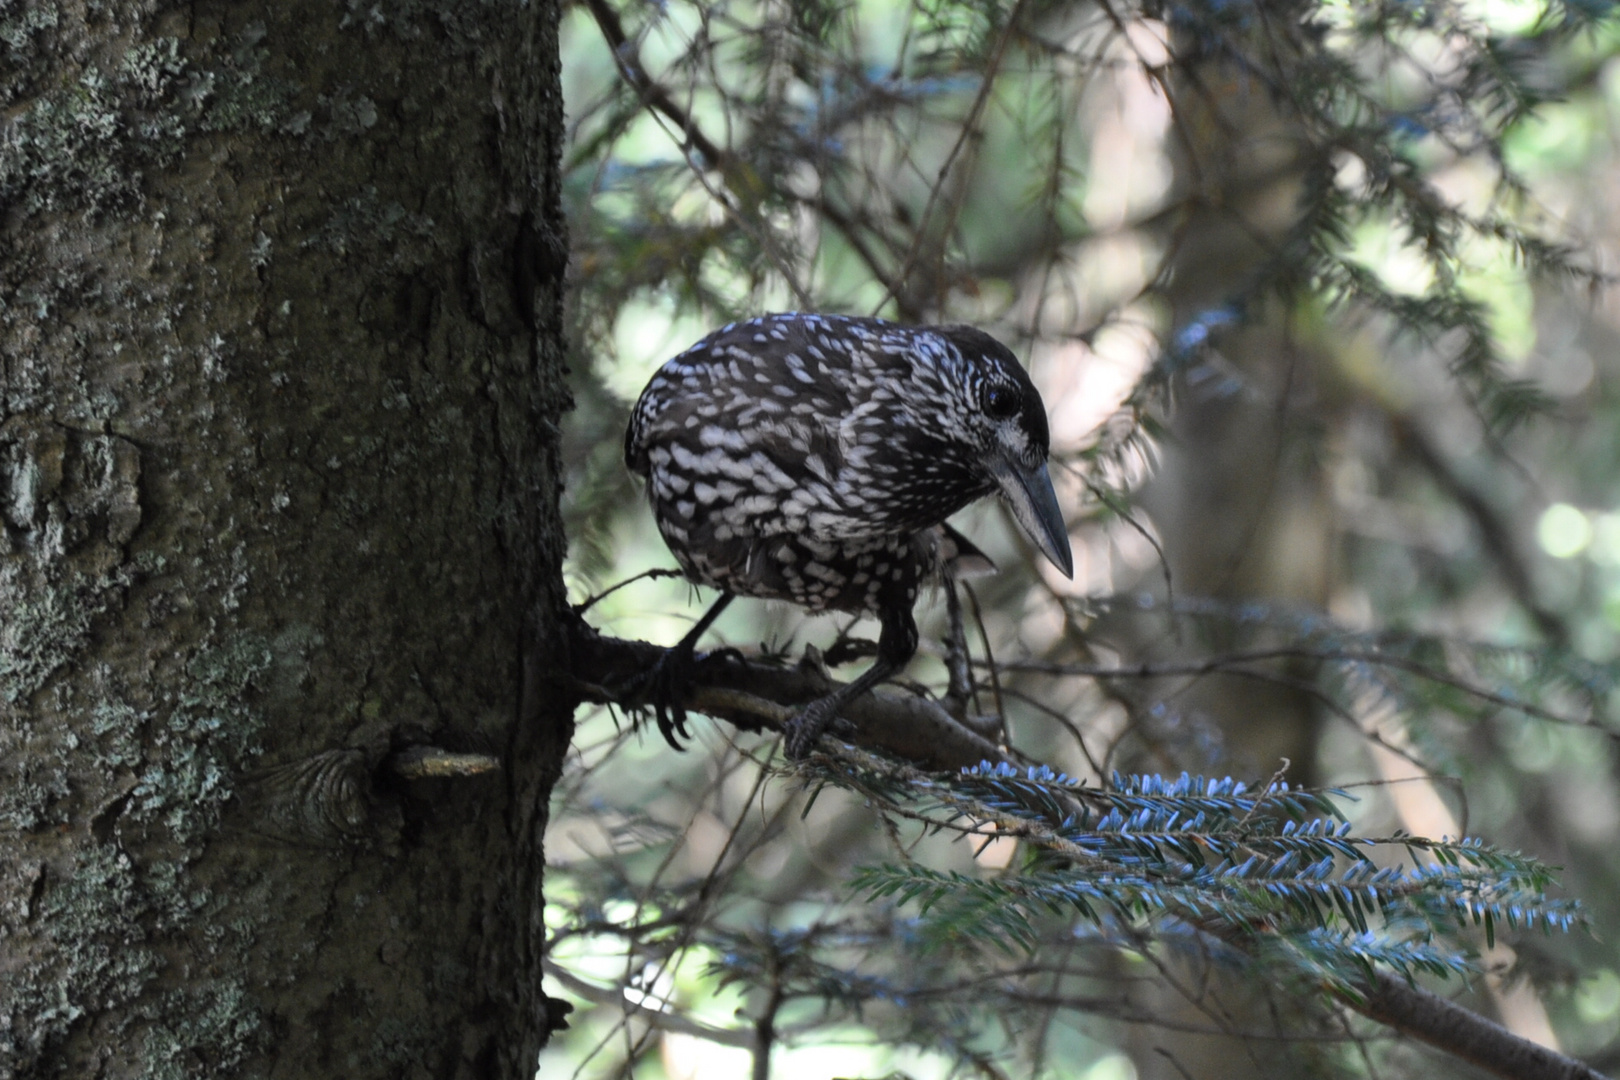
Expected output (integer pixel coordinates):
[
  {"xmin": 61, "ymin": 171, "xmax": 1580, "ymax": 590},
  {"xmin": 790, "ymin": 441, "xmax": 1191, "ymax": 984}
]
[{"xmin": 0, "ymin": 2, "xmax": 575, "ymax": 1076}]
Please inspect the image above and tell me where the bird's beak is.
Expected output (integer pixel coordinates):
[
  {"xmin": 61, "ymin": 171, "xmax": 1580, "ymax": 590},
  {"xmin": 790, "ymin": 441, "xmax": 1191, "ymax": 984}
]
[{"xmin": 990, "ymin": 455, "xmax": 1074, "ymax": 579}]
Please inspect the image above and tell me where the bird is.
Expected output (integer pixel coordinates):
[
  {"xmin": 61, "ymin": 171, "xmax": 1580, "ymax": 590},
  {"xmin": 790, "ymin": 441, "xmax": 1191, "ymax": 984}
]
[{"xmin": 623, "ymin": 312, "xmax": 1074, "ymax": 757}]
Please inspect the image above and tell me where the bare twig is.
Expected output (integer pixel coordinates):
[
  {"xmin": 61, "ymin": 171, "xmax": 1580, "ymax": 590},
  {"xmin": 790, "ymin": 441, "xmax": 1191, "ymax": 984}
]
[
  {"xmin": 981, "ymin": 646, "xmax": 1612, "ymax": 735},
  {"xmin": 578, "ymin": 0, "xmax": 728, "ymax": 168},
  {"xmin": 1392, "ymin": 413, "xmax": 1569, "ymax": 647},
  {"xmin": 877, "ymin": 0, "xmax": 1029, "ymax": 315},
  {"xmin": 573, "ymin": 567, "xmax": 686, "ymax": 615},
  {"xmin": 963, "ymin": 582, "xmax": 1006, "ymax": 733},
  {"xmin": 543, "ymin": 960, "xmax": 757, "ymax": 1049},
  {"xmin": 579, "ymin": 0, "xmax": 813, "ymax": 307}
]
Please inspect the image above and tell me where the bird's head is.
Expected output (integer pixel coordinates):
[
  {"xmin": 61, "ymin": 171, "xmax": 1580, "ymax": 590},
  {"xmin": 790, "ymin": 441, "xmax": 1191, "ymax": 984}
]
[{"xmin": 924, "ymin": 326, "xmax": 1075, "ymax": 580}]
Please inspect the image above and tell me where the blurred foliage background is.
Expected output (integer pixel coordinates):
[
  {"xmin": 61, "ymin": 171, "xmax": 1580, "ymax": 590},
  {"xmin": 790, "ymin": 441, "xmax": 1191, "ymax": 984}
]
[{"xmin": 542, "ymin": 0, "xmax": 1620, "ymax": 1076}]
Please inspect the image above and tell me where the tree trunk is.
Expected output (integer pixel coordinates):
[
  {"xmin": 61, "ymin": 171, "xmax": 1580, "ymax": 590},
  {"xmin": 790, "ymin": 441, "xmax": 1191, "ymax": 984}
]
[{"xmin": 0, "ymin": 3, "xmax": 575, "ymax": 1077}]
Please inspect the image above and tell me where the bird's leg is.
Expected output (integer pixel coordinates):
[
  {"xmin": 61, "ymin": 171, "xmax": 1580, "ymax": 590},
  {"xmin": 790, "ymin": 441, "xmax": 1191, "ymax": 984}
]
[
  {"xmin": 940, "ymin": 577, "xmax": 975, "ymax": 720},
  {"xmin": 784, "ymin": 605, "xmax": 919, "ymax": 759},
  {"xmin": 633, "ymin": 592, "xmax": 735, "ymax": 750}
]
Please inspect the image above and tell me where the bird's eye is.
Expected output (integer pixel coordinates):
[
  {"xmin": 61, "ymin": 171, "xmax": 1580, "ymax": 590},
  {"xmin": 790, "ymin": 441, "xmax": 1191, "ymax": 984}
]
[{"xmin": 984, "ymin": 385, "xmax": 1020, "ymax": 420}]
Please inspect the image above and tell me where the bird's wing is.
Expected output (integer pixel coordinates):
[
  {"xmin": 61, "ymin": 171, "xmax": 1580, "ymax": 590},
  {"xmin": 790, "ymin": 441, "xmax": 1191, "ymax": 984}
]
[{"xmin": 628, "ymin": 314, "xmax": 976, "ymax": 542}]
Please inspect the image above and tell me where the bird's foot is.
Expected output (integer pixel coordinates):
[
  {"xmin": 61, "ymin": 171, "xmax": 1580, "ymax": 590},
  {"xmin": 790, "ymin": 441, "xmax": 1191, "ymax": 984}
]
[
  {"xmin": 623, "ymin": 646, "xmax": 746, "ymax": 751},
  {"xmin": 783, "ymin": 695, "xmax": 856, "ymax": 760},
  {"xmin": 623, "ymin": 647, "xmax": 697, "ymax": 750}
]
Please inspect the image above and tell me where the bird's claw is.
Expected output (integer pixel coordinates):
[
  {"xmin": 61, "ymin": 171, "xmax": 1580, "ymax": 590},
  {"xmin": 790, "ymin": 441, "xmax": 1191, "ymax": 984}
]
[
  {"xmin": 783, "ymin": 696, "xmax": 855, "ymax": 759},
  {"xmin": 623, "ymin": 646, "xmax": 746, "ymax": 751},
  {"xmin": 624, "ymin": 647, "xmax": 696, "ymax": 751}
]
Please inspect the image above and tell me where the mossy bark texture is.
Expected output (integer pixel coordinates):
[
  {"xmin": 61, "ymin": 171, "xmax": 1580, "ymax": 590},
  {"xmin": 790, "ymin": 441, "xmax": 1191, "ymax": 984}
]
[{"xmin": 0, "ymin": 3, "xmax": 575, "ymax": 1076}]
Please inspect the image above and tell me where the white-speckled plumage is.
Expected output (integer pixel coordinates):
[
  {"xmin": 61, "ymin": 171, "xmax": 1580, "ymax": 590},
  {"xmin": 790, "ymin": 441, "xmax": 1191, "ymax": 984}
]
[
  {"xmin": 626, "ymin": 313, "xmax": 1051, "ymax": 619},
  {"xmin": 625, "ymin": 312, "xmax": 1067, "ymax": 755}
]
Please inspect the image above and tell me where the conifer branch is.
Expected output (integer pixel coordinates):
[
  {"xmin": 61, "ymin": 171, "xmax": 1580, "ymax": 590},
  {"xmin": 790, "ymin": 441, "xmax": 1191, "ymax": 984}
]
[{"xmin": 566, "ymin": 619, "xmax": 1600, "ymax": 1080}]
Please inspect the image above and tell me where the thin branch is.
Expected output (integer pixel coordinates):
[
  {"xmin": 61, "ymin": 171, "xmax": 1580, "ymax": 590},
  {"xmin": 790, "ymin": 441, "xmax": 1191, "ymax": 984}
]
[
  {"xmin": 574, "ymin": 567, "xmax": 687, "ymax": 615},
  {"xmin": 543, "ymin": 959, "xmax": 758, "ymax": 1049},
  {"xmin": 878, "ymin": 0, "xmax": 1029, "ymax": 315},
  {"xmin": 579, "ymin": 0, "xmax": 728, "ymax": 168},
  {"xmin": 751, "ymin": 956, "xmax": 784, "ymax": 1080},
  {"xmin": 1359, "ymin": 971, "xmax": 1608, "ymax": 1080},
  {"xmin": 578, "ymin": 0, "xmax": 813, "ymax": 307},
  {"xmin": 982, "ymin": 646, "xmax": 1613, "ymax": 735},
  {"xmin": 1391, "ymin": 413, "xmax": 1568, "ymax": 647},
  {"xmin": 963, "ymin": 582, "xmax": 1005, "ymax": 732}
]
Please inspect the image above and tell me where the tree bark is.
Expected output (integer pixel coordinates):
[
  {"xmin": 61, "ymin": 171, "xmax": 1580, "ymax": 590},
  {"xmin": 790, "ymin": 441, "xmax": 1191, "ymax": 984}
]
[{"xmin": 0, "ymin": 3, "xmax": 575, "ymax": 1077}]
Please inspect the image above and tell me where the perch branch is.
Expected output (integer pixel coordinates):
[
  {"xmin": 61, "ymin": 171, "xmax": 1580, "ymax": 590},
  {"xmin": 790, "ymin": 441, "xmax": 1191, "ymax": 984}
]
[
  {"xmin": 563, "ymin": 617, "xmax": 1609, "ymax": 1080},
  {"xmin": 567, "ymin": 617, "xmax": 1011, "ymax": 772}
]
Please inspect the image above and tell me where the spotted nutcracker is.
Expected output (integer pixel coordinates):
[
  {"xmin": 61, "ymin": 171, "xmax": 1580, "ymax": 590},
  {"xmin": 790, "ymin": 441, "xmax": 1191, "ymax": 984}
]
[{"xmin": 624, "ymin": 312, "xmax": 1073, "ymax": 756}]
